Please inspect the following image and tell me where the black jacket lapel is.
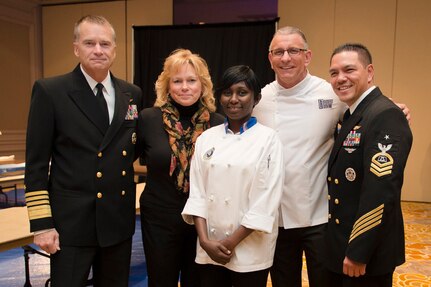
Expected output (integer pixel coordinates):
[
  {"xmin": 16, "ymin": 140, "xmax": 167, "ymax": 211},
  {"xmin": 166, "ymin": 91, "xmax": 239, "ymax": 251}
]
[
  {"xmin": 328, "ymin": 88, "xmax": 382, "ymax": 169},
  {"xmin": 100, "ymin": 76, "xmax": 130, "ymax": 150},
  {"xmin": 68, "ymin": 66, "xmax": 109, "ymax": 134}
]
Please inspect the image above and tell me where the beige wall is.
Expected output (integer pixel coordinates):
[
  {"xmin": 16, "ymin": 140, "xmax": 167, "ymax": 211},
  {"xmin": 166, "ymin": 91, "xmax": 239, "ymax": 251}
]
[
  {"xmin": 1, "ymin": 0, "xmax": 429, "ymax": 202},
  {"xmin": 0, "ymin": 0, "xmax": 41, "ymax": 160},
  {"xmin": 41, "ymin": 0, "xmax": 172, "ymax": 81},
  {"xmin": 278, "ymin": 0, "xmax": 431, "ymax": 202}
]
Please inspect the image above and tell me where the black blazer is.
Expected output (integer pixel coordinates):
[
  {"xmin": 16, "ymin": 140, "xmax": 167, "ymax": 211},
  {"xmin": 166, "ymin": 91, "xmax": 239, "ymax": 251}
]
[
  {"xmin": 25, "ymin": 65, "xmax": 143, "ymax": 247},
  {"xmin": 136, "ymin": 107, "xmax": 224, "ymax": 212},
  {"xmin": 325, "ymin": 87, "xmax": 412, "ymax": 275}
]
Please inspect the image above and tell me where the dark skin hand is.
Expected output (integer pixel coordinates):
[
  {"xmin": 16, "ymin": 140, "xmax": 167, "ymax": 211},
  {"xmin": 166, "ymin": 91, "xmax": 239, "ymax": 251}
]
[{"xmin": 193, "ymin": 216, "xmax": 253, "ymax": 265}]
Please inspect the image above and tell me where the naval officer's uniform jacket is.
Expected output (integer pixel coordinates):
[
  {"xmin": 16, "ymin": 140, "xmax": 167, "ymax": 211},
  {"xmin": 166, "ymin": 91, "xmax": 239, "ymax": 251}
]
[
  {"xmin": 24, "ymin": 64, "xmax": 142, "ymax": 247},
  {"xmin": 326, "ymin": 87, "xmax": 412, "ymax": 275}
]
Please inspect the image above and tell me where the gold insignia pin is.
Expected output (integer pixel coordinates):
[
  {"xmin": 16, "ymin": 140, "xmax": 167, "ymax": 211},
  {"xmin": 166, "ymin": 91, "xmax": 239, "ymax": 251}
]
[{"xmin": 370, "ymin": 143, "xmax": 394, "ymax": 177}]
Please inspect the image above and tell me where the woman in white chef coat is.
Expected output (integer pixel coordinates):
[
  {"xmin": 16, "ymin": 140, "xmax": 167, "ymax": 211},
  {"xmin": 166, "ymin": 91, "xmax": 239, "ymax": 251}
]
[{"xmin": 182, "ymin": 65, "xmax": 284, "ymax": 287}]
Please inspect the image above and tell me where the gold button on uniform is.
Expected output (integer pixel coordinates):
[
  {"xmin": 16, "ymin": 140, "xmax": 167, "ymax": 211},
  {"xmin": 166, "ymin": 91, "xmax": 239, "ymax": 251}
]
[
  {"xmin": 335, "ymin": 199, "xmax": 339, "ymax": 204},
  {"xmin": 328, "ymin": 195, "xmax": 331, "ymax": 200},
  {"xmin": 98, "ymin": 152, "xmax": 102, "ymax": 158},
  {"xmin": 334, "ymin": 178, "xmax": 339, "ymax": 184},
  {"xmin": 122, "ymin": 171, "xmax": 126, "ymax": 176},
  {"xmin": 122, "ymin": 150, "xmax": 127, "ymax": 156},
  {"xmin": 329, "ymin": 214, "xmax": 332, "ymax": 219},
  {"xmin": 96, "ymin": 172, "xmax": 102, "ymax": 178},
  {"xmin": 335, "ymin": 219, "xmax": 340, "ymax": 224},
  {"xmin": 328, "ymin": 177, "xmax": 332, "ymax": 182},
  {"xmin": 121, "ymin": 190, "xmax": 126, "ymax": 196},
  {"xmin": 97, "ymin": 192, "xmax": 102, "ymax": 198}
]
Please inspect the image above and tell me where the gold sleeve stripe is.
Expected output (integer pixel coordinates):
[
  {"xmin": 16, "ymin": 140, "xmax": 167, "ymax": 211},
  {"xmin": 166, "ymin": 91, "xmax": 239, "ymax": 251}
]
[
  {"xmin": 349, "ymin": 204, "xmax": 384, "ymax": 243},
  {"xmin": 350, "ymin": 211, "xmax": 383, "ymax": 240},
  {"xmin": 25, "ymin": 190, "xmax": 52, "ymax": 220},
  {"xmin": 25, "ymin": 190, "xmax": 49, "ymax": 198},
  {"xmin": 26, "ymin": 200, "xmax": 50, "ymax": 207},
  {"xmin": 349, "ymin": 219, "xmax": 382, "ymax": 243},
  {"xmin": 26, "ymin": 195, "xmax": 49, "ymax": 202},
  {"xmin": 351, "ymin": 204, "xmax": 384, "ymax": 231},
  {"xmin": 27, "ymin": 205, "xmax": 52, "ymax": 220}
]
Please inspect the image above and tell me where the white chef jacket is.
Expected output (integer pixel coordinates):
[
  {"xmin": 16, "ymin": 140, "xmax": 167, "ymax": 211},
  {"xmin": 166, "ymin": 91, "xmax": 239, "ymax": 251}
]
[
  {"xmin": 252, "ymin": 72, "xmax": 346, "ymax": 229},
  {"xmin": 182, "ymin": 122, "xmax": 284, "ymax": 272}
]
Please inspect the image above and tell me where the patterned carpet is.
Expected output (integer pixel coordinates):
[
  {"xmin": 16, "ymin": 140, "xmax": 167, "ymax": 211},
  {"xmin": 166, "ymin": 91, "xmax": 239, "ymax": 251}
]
[
  {"xmin": 0, "ymin": 188, "xmax": 429, "ymax": 286},
  {"xmin": 266, "ymin": 201, "xmax": 431, "ymax": 287}
]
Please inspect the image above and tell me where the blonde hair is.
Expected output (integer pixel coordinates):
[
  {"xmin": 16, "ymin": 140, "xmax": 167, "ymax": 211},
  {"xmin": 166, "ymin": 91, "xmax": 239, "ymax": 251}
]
[{"xmin": 154, "ymin": 49, "xmax": 216, "ymax": 112}]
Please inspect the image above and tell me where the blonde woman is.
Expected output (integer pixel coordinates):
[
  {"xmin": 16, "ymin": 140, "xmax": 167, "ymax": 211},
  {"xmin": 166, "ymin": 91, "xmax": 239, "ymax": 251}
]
[{"xmin": 136, "ymin": 49, "xmax": 224, "ymax": 287}]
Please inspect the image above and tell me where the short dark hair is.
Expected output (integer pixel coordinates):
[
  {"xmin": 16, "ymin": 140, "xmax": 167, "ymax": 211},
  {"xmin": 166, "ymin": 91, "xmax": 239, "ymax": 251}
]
[
  {"xmin": 331, "ymin": 43, "xmax": 372, "ymax": 67},
  {"xmin": 215, "ymin": 65, "xmax": 262, "ymax": 102}
]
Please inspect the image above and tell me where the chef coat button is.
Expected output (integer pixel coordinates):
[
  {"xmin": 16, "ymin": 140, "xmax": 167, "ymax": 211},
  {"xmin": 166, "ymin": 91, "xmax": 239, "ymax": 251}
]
[
  {"xmin": 121, "ymin": 190, "xmax": 126, "ymax": 196},
  {"xmin": 328, "ymin": 177, "xmax": 332, "ymax": 182},
  {"xmin": 98, "ymin": 152, "xmax": 103, "ymax": 158},
  {"xmin": 122, "ymin": 150, "xmax": 127, "ymax": 156},
  {"xmin": 336, "ymin": 219, "xmax": 340, "ymax": 224},
  {"xmin": 328, "ymin": 213, "xmax": 332, "ymax": 219},
  {"xmin": 225, "ymin": 231, "xmax": 230, "ymax": 237},
  {"xmin": 224, "ymin": 198, "xmax": 229, "ymax": 204},
  {"xmin": 97, "ymin": 192, "xmax": 102, "ymax": 199},
  {"xmin": 335, "ymin": 199, "xmax": 339, "ymax": 204},
  {"xmin": 227, "ymin": 164, "xmax": 231, "ymax": 168},
  {"xmin": 122, "ymin": 170, "xmax": 126, "ymax": 176},
  {"xmin": 96, "ymin": 172, "xmax": 102, "ymax": 178},
  {"xmin": 209, "ymin": 195, "xmax": 214, "ymax": 202},
  {"xmin": 334, "ymin": 178, "xmax": 339, "ymax": 184},
  {"xmin": 210, "ymin": 228, "xmax": 216, "ymax": 234}
]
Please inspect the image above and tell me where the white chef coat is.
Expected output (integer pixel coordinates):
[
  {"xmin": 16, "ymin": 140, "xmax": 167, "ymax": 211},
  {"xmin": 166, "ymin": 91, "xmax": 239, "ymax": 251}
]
[
  {"xmin": 252, "ymin": 72, "xmax": 346, "ymax": 229},
  {"xmin": 182, "ymin": 122, "xmax": 284, "ymax": 272}
]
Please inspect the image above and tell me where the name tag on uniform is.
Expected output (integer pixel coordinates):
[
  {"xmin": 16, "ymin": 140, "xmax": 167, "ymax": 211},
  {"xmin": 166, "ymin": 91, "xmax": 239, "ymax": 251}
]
[{"xmin": 318, "ymin": 99, "xmax": 333, "ymax": 109}]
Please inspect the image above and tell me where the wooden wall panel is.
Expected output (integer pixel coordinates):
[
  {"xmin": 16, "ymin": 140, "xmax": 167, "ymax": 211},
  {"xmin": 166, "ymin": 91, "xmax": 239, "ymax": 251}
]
[
  {"xmin": 333, "ymin": 0, "xmax": 396, "ymax": 96},
  {"xmin": 278, "ymin": 0, "xmax": 335, "ymax": 80},
  {"xmin": 0, "ymin": 0, "xmax": 40, "ymax": 159},
  {"xmin": 42, "ymin": 1, "xmax": 127, "ymax": 79},
  {"xmin": 392, "ymin": 0, "xmax": 431, "ymax": 202},
  {"xmin": 126, "ymin": 0, "xmax": 173, "ymax": 82}
]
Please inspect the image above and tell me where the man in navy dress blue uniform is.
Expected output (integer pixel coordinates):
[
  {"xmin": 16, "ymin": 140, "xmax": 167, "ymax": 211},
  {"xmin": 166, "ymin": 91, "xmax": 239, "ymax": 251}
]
[
  {"xmin": 325, "ymin": 43, "xmax": 412, "ymax": 287},
  {"xmin": 24, "ymin": 15, "xmax": 142, "ymax": 286}
]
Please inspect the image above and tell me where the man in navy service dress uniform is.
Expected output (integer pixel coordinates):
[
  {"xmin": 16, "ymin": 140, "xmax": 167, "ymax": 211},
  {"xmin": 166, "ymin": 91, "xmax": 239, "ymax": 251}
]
[
  {"xmin": 24, "ymin": 15, "xmax": 142, "ymax": 287},
  {"xmin": 325, "ymin": 43, "xmax": 412, "ymax": 287}
]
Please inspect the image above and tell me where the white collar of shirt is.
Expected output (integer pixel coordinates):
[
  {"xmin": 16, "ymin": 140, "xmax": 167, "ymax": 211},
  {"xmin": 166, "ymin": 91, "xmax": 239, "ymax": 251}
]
[
  {"xmin": 79, "ymin": 65, "xmax": 113, "ymax": 96},
  {"xmin": 80, "ymin": 65, "xmax": 115, "ymax": 122},
  {"xmin": 349, "ymin": 85, "xmax": 376, "ymax": 114},
  {"xmin": 275, "ymin": 71, "xmax": 311, "ymax": 95}
]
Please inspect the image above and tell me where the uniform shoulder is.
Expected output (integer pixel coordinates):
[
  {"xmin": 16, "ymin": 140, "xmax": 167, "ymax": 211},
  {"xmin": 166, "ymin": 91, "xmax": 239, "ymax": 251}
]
[{"xmin": 114, "ymin": 77, "xmax": 142, "ymax": 93}]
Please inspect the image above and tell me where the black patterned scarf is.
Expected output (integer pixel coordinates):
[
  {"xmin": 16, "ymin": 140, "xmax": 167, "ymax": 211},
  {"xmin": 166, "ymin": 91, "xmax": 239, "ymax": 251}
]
[{"xmin": 161, "ymin": 100, "xmax": 210, "ymax": 193}]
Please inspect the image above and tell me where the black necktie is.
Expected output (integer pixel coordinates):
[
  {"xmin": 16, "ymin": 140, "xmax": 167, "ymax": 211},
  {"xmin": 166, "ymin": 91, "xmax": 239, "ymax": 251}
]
[
  {"xmin": 343, "ymin": 109, "xmax": 351, "ymax": 122},
  {"xmin": 96, "ymin": 83, "xmax": 109, "ymax": 126}
]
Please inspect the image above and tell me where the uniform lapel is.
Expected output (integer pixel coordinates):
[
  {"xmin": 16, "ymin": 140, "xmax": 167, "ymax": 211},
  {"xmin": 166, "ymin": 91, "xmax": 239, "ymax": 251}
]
[
  {"xmin": 68, "ymin": 66, "xmax": 109, "ymax": 134},
  {"xmin": 100, "ymin": 75, "xmax": 130, "ymax": 150},
  {"xmin": 328, "ymin": 88, "xmax": 381, "ymax": 169}
]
